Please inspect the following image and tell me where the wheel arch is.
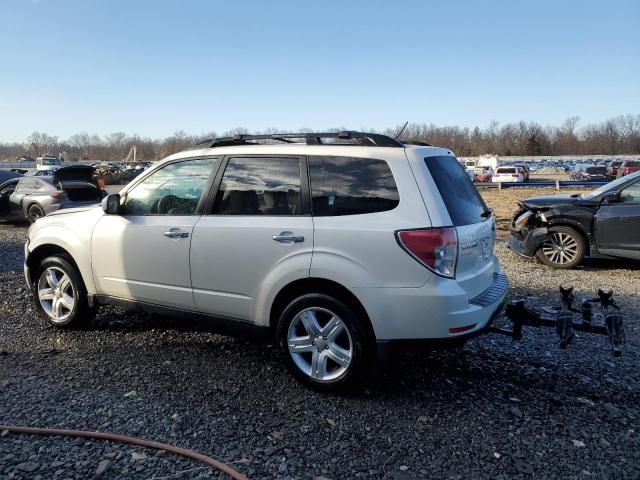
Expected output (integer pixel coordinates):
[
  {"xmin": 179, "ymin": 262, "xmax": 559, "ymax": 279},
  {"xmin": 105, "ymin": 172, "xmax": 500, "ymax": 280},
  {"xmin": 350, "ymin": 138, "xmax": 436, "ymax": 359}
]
[
  {"xmin": 27, "ymin": 244, "xmax": 80, "ymax": 285},
  {"xmin": 544, "ymin": 221, "xmax": 591, "ymax": 255},
  {"xmin": 269, "ymin": 277, "xmax": 376, "ymax": 342},
  {"xmin": 24, "ymin": 200, "xmax": 44, "ymax": 219}
]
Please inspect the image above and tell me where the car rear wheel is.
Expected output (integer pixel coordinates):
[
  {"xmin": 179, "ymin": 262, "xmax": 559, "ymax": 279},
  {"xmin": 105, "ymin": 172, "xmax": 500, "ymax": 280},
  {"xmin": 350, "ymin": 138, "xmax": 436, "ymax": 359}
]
[
  {"xmin": 277, "ymin": 294, "xmax": 372, "ymax": 391},
  {"xmin": 27, "ymin": 204, "xmax": 45, "ymax": 223},
  {"xmin": 536, "ymin": 226, "xmax": 585, "ymax": 269},
  {"xmin": 34, "ymin": 256, "xmax": 94, "ymax": 328}
]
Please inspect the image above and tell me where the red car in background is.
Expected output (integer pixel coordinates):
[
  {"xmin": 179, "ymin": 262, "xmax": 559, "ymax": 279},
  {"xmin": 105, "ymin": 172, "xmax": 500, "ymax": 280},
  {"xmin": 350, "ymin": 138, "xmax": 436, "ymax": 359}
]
[
  {"xmin": 473, "ymin": 167, "xmax": 493, "ymax": 182},
  {"xmin": 617, "ymin": 160, "xmax": 640, "ymax": 178}
]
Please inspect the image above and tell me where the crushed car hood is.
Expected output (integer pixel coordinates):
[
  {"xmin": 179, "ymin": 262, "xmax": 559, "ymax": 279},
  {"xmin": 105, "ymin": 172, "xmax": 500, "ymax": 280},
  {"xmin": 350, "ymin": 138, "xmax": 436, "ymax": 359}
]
[{"xmin": 519, "ymin": 194, "xmax": 579, "ymax": 209}]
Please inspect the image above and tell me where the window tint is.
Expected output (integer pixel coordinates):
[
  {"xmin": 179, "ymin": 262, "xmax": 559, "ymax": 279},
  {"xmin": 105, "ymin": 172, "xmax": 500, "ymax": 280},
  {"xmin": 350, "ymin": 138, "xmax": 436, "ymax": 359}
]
[
  {"xmin": 122, "ymin": 159, "xmax": 215, "ymax": 215},
  {"xmin": 213, "ymin": 157, "xmax": 302, "ymax": 215},
  {"xmin": 424, "ymin": 156, "xmax": 488, "ymax": 226},
  {"xmin": 308, "ymin": 156, "xmax": 399, "ymax": 216},
  {"xmin": 620, "ymin": 181, "xmax": 640, "ymax": 203}
]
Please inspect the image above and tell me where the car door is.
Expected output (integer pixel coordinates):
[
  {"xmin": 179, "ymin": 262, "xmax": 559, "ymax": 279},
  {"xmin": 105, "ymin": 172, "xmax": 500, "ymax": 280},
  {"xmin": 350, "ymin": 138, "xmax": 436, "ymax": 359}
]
[
  {"xmin": 8, "ymin": 178, "xmax": 37, "ymax": 220},
  {"xmin": 190, "ymin": 155, "xmax": 313, "ymax": 321},
  {"xmin": 0, "ymin": 179, "xmax": 20, "ymax": 219},
  {"xmin": 593, "ymin": 180, "xmax": 640, "ymax": 259},
  {"xmin": 91, "ymin": 158, "xmax": 218, "ymax": 310}
]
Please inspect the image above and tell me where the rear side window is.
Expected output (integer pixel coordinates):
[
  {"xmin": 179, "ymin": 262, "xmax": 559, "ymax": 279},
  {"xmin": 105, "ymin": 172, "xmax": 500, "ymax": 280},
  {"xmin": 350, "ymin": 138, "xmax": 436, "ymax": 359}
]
[
  {"xmin": 309, "ymin": 156, "xmax": 399, "ymax": 216},
  {"xmin": 424, "ymin": 156, "xmax": 488, "ymax": 226},
  {"xmin": 213, "ymin": 157, "xmax": 302, "ymax": 215},
  {"xmin": 16, "ymin": 179, "xmax": 36, "ymax": 193}
]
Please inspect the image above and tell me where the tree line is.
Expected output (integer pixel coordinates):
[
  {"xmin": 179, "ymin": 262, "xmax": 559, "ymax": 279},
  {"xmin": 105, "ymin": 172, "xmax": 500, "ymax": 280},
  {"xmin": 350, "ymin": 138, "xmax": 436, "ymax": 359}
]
[{"xmin": 1, "ymin": 114, "xmax": 639, "ymax": 162}]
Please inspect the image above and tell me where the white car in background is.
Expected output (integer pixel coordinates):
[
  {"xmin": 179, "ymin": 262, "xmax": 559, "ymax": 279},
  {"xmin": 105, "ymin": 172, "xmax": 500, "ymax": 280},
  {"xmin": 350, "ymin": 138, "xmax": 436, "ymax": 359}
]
[{"xmin": 492, "ymin": 166, "xmax": 524, "ymax": 183}]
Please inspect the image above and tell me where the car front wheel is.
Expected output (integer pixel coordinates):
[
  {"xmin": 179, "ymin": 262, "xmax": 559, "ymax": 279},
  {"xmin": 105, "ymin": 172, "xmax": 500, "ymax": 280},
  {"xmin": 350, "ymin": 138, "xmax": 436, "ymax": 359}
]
[
  {"xmin": 536, "ymin": 226, "xmax": 586, "ymax": 269},
  {"xmin": 277, "ymin": 294, "xmax": 372, "ymax": 391},
  {"xmin": 33, "ymin": 255, "xmax": 94, "ymax": 328}
]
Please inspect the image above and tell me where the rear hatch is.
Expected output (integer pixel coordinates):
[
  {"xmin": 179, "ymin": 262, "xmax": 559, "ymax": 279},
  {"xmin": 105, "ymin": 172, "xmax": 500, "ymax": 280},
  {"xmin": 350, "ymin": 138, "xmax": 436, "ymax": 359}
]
[
  {"xmin": 422, "ymin": 155, "xmax": 497, "ymax": 299},
  {"xmin": 53, "ymin": 165, "xmax": 96, "ymax": 183}
]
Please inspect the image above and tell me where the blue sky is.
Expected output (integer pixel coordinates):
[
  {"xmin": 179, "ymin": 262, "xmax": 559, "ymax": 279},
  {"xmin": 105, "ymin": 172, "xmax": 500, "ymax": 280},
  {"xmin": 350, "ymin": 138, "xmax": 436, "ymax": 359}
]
[{"xmin": 0, "ymin": 0, "xmax": 638, "ymax": 142}]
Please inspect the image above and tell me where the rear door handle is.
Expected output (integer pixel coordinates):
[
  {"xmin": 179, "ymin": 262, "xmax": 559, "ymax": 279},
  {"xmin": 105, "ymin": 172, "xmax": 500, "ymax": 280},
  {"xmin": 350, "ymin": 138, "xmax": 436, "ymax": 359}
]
[
  {"xmin": 164, "ymin": 229, "xmax": 189, "ymax": 238},
  {"xmin": 272, "ymin": 234, "xmax": 304, "ymax": 243}
]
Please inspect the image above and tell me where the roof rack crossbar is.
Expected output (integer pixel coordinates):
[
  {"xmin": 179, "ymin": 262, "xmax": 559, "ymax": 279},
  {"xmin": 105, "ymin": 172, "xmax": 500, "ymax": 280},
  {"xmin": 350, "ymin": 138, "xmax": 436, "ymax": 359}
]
[{"xmin": 195, "ymin": 131, "xmax": 404, "ymax": 148}]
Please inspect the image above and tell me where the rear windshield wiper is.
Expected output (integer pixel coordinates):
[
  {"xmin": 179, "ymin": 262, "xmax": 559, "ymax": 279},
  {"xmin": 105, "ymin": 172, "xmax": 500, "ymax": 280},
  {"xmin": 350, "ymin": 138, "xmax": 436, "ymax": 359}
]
[{"xmin": 481, "ymin": 208, "xmax": 493, "ymax": 218}]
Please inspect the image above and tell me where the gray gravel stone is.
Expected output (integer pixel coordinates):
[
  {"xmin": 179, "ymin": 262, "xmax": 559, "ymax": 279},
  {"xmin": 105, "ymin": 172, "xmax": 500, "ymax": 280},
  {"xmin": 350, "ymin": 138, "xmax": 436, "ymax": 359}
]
[{"xmin": 0, "ymin": 223, "xmax": 639, "ymax": 479}]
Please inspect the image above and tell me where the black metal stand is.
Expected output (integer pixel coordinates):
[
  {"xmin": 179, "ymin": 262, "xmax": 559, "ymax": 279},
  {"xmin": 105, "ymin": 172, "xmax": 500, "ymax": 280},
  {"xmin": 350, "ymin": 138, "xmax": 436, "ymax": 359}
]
[{"xmin": 490, "ymin": 289, "xmax": 626, "ymax": 357}]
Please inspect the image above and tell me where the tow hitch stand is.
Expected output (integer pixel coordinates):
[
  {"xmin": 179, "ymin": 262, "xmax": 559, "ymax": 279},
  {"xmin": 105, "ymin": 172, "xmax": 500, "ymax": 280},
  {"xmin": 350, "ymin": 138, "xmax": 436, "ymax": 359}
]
[{"xmin": 491, "ymin": 287, "xmax": 626, "ymax": 357}]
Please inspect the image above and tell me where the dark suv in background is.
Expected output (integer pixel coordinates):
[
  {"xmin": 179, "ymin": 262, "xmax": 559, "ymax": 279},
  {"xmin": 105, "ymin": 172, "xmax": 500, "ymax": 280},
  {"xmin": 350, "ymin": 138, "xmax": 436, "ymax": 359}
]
[{"xmin": 510, "ymin": 171, "xmax": 640, "ymax": 268}]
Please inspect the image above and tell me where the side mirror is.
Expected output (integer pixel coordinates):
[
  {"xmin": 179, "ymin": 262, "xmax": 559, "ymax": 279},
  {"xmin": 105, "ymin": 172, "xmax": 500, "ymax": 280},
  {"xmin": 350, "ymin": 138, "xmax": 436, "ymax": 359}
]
[
  {"xmin": 102, "ymin": 193, "xmax": 121, "ymax": 214},
  {"xmin": 602, "ymin": 191, "xmax": 620, "ymax": 204}
]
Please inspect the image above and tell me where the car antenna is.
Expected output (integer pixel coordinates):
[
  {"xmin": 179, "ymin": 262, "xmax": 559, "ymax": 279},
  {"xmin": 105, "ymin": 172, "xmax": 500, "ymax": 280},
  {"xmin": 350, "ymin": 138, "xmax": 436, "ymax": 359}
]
[{"xmin": 394, "ymin": 121, "xmax": 409, "ymax": 140}]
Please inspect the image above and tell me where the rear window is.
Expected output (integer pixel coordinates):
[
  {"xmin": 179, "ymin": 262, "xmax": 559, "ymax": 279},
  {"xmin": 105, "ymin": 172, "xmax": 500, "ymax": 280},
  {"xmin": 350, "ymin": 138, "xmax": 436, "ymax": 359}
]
[
  {"xmin": 309, "ymin": 156, "xmax": 399, "ymax": 216},
  {"xmin": 497, "ymin": 167, "xmax": 516, "ymax": 173},
  {"xmin": 626, "ymin": 161, "xmax": 640, "ymax": 167},
  {"xmin": 424, "ymin": 156, "xmax": 488, "ymax": 226},
  {"xmin": 586, "ymin": 167, "xmax": 607, "ymax": 174}
]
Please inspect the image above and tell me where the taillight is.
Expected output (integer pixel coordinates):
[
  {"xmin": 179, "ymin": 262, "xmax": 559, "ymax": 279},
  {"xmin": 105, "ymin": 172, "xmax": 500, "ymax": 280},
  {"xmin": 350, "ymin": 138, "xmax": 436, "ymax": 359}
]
[
  {"xmin": 50, "ymin": 192, "xmax": 66, "ymax": 200},
  {"xmin": 396, "ymin": 228, "xmax": 458, "ymax": 278}
]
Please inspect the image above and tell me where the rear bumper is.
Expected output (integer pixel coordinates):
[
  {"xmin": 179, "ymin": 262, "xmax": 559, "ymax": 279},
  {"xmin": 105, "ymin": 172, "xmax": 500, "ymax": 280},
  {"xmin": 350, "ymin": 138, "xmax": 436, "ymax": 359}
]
[
  {"xmin": 508, "ymin": 227, "xmax": 549, "ymax": 258},
  {"xmin": 353, "ymin": 269, "xmax": 508, "ymax": 341}
]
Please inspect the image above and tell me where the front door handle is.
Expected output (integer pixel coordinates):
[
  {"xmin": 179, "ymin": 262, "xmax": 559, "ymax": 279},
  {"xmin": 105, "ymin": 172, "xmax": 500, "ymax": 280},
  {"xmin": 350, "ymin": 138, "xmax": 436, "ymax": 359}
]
[
  {"xmin": 272, "ymin": 234, "xmax": 304, "ymax": 243},
  {"xmin": 164, "ymin": 229, "xmax": 189, "ymax": 238}
]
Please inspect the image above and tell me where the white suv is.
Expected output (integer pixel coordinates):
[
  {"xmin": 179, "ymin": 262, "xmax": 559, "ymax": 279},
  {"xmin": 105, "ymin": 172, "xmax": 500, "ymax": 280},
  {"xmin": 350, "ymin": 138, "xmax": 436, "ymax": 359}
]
[{"xmin": 24, "ymin": 131, "xmax": 507, "ymax": 390}]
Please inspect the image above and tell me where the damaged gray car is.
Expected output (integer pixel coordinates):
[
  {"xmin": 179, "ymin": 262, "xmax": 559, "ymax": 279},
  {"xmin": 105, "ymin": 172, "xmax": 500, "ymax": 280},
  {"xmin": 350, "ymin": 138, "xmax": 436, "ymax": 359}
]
[{"xmin": 510, "ymin": 171, "xmax": 640, "ymax": 268}]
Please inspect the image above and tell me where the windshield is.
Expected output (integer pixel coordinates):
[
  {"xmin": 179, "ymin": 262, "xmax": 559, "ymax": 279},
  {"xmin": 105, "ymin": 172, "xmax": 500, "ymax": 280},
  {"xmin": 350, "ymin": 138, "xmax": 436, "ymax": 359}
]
[
  {"xmin": 583, "ymin": 170, "xmax": 640, "ymax": 199},
  {"xmin": 41, "ymin": 158, "xmax": 59, "ymax": 165}
]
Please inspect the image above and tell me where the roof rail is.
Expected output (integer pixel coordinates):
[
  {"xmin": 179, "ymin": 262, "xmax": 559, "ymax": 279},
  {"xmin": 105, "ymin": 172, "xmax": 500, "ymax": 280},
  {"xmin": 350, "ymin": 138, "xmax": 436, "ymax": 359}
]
[{"xmin": 194, "ymin": 131, "xmax": 404, "ymax": 148}]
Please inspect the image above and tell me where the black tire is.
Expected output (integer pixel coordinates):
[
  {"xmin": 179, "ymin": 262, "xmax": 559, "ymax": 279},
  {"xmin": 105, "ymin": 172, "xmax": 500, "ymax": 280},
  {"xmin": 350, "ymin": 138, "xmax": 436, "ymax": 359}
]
[
  {"xmin": 33, "ymin": 255, "xmax": 95, "ymax": 328},
  {"xmin": 536, "ymin": 226, "xmax": 586, "ymax": 269},
  {"xmin": 276, "ymin": 294, "xmax": 373, "ymax": 392},
  {"xmin": 27, "ymin": 203, "xmax": 45, "ymax": 224}
]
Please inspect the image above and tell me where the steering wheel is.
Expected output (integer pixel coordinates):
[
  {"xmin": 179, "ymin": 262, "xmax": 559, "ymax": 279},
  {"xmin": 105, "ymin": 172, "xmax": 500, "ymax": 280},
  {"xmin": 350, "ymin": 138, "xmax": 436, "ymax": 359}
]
[{"xmin": 157, "ymin": 194, "xmax": 180, "ymax": 214}]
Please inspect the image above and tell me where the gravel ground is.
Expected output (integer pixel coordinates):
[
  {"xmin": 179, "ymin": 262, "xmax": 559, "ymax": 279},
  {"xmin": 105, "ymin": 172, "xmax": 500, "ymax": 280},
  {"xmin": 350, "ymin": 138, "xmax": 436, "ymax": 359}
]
[{"xmin": 1, "ymin": 201, "xmax": 639, "ymax": 479}]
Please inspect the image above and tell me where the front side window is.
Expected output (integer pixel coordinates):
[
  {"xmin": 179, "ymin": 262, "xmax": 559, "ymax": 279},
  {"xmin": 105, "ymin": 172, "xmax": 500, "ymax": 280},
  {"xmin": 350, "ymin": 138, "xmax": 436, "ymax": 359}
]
[
  {"xmin": 122, "ymin": 159, "xmax": 215, "ymax": 215},
  {"xmin": 212, "ymin": 157, "xmax": 302, "ymax": 215},
  {"xmin": 308, "ymin": 156, "xmax": 399, "ymax": 216},
  {"xmin": 620, "ymin": 181, "xmax": 640, "ymax": 203}
]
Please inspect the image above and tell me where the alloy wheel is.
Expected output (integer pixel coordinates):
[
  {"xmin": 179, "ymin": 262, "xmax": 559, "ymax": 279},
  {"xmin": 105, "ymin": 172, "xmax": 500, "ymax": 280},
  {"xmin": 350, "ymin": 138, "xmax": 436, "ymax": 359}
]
[
  {"xmin": 37, "ymin": 267, "xmax": 75, "ymax": 323},
  {"xmin": 541, "ymin": 232, "xmax": 579, "ymax": 265},
  {"xmin": 287, "ymin": 307, "xmax": 353, "ymax": 382}
]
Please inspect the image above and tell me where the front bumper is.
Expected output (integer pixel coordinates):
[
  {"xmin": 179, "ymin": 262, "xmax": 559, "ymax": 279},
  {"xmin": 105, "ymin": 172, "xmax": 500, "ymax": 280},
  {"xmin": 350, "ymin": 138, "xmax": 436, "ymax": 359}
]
[
  {"xmin": 508, "ymin": 226, "xmax": 549, "ymax": 258},
  {"xmin": 23, "ymin": 239, "xmax": 32, "ymax": 290}
]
